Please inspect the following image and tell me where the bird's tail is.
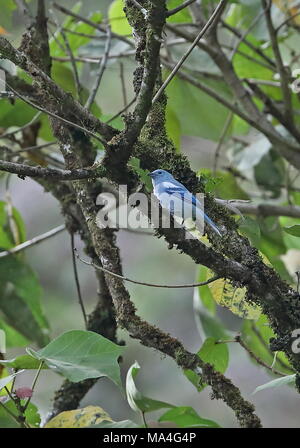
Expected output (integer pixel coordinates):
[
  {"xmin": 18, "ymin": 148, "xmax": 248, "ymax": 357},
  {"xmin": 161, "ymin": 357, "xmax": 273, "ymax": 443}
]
[{"xmin": 204, "ymin": 213, "xmax": 222, "ymax": 237}]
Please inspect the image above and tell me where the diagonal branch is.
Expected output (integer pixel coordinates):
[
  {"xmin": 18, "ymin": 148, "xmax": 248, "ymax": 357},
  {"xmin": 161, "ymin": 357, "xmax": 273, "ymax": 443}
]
[
  {"xmin": 152, "ymin": 0, "xmax": 228, "ymax": 104},
  {"xmin": 167, "ymin": 0, "xmax": 196, "ymax": 17},
  {"xmin": 262, "ymin": 0, "xmax": 293, "ymax": 124},
  {"xmin": 85, "ymin": 26, "xmax": 112, "ymax": 111},
  {"xmin": 72, "ymin": 180, "xmax": 262, "ymax": 428},
  {"xmin": 0, "ymin": 224, "xmax": 66, "ymax": 258},
  {"xmin": 0, "ymin": 36, "xmax": 117, "ymax": 142}
]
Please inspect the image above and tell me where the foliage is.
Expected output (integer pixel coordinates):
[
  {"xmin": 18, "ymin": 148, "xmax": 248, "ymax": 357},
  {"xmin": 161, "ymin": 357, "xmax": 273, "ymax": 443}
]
[{"xmin": 1, "ymin": 0, "xmax": 300, "ymax": 429}]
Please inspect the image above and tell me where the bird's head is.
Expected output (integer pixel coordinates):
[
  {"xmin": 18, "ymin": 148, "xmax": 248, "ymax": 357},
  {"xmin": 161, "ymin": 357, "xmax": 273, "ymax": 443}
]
[{"xmin": 149, "ymin": 169, "xmax": 173, "ymax": 183}]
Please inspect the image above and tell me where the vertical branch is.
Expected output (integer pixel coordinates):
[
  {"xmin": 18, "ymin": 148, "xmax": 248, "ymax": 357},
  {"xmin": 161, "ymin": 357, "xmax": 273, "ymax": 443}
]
[
  {"xmin": 70, "ymin": 234, "xmax": 88, "ymax": 328},
  {"xmin": 262, "ymin": 0, "xmax": 293, "ymax": 124},
  {"xmin": 85, "ymin": 26, "xmax": 112, "ymax": 111}
]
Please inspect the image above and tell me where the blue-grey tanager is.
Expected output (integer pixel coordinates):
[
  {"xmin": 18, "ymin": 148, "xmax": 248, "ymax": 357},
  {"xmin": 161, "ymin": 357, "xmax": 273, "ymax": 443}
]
[{"xmin": 149, "ymin": 169, "xmax": 222, "ymax": 237}]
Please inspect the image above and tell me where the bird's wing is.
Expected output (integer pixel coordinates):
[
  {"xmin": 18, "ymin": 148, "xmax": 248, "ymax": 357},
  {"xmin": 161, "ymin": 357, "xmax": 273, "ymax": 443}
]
[
  {"xmin": 162, "ymin": 186, "xmax": 221, "ymax": 236},
  {"xmin": 163, "ymin": 186, "xmax": 202, "ymax": 208}
]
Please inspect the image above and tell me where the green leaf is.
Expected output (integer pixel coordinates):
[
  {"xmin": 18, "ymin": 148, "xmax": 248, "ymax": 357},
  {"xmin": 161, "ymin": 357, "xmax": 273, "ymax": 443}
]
[
  {"xmin": 184, "ymin": 337, "xmax": 229, "ymax": 393},
  {"xmin": 253, "ymin": 374, "xmax": 296, "ymax": 395},
  {"xmin": 126, "ymin": 361, "xmax": 175, "ymax": 413},
  {"xmin": 128, "ymin": 157, "xmax": 152, "ymax": 191},
  {"xmin": 109, "ymin": 0, "xmax": 132, "ymax": 36},
  {"xmin": 53, "ymin": 11, "xmax": 102, "ymax": 57},
  {"xmin": 259, "ymin": 217, "xmax": 287, "ymax": 257},
  {"xmin": 0, "ymin": 99, "xmax": 36, "ymax": 130},
  {"xmin": 167, "ymin": 0, "xmax": 192, "ymax": 23},
  {"xmin": 166, "ymin": 75, "xmax": 233, "ymax": 141},
  {"xmin": 0, "ymin": 354, "xmax": 46, "ymax": 370},
  {"xmin": 283, "ymin": 225, "xmax": 300, "ymax": 237},
  {"xmin": 183, "ymin": 369, "xmax": 204, "ymax": 393},
  {"xmin": 159, "ymin": 406, "xmax": 220, "ymax": 428},
  {"xmin": 212, "ymin": 171, "xmax": 249, "ymax": 200},
  {"xmin": 0, "ymin": 372, "xmax": 20, "ymax": 392},
  {"xmin": 0, "ymin": 320, "xmax": 29, "ymax": 348},
  {"xmin": 254, "ymin": 150, "xmax": 284, "ymax": 198},
  {"xmin": 234, "ymin": 136, "xmax": 271, "ymax": 172},
  {"xmin": 27, "ymin": 330, "xmax": 124, "ymax": 387},
  {"xmin": 242, "ymin": 314, "xmax": 293, "ymax": 375},
  {"xmin": 0, "ymin": 400, "xmax": 40, "ymax": 428},
  {"xmin": 198, "ymin": 265, "xmax": 261, "ymax": 320},
  {"xmin": 50, "ymin": 3, "xmax": 102, "ymax": 57},
  {"xmin": 166, "ymin": 105, "xmax": 181, "ymax": 151},
  {"xmin": 22, "ymin": 402, "xmax": 41, "ymax": 428},
  {"xmin": 193, "ymin": 266, "xmax": 229, "ymax": 343},
  {"xmin": 238, "ymin": 216, "xmax": 261, "ymax": 248},
  {"xmin": 280, "ymin": 216, "xmax": 300, "ymax": 251},
  {"xmin": 196, "ymin": 266, "xmax": 216, "ymax": 315},
  {"xmin": 0, "ymin": 201, "xmax": 26, "ymax": 249},
  {"xmin": 0, "ymin": 0, "xmax": 16, "ymax": 30},
  {"xmin": 0, "ymin": 257, "xmax": 49, "ymax": 346},
  {"xmin": 198, "ymin": 337, "xmax": 229, "ymax": 374}
]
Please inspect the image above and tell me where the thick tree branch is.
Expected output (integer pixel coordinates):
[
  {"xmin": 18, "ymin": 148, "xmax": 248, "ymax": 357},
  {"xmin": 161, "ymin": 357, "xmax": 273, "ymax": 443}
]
[
  {"xmin": 0, "ymin": 36, "xmax": 117, "ymax": 142},
  {"xmin": 216, "ymin": 199, "xmax": 300, "ymax": 219},
  {"xmin": 72, "ymin": 179, "xmax": 262, "ymax": 428},
  {"xmin": 0, "ymin": 158, "xmax": 105, "ymax": 180},
  {"xmin": 101, "ymin": 0, "xmax": 167, "ymax": 181}
]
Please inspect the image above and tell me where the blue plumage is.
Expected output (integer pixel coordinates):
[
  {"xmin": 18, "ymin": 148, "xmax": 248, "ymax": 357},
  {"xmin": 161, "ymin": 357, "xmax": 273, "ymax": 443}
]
[{"xmin": 149, "ymin": 169, "xmax": 222, "ymax": 237}]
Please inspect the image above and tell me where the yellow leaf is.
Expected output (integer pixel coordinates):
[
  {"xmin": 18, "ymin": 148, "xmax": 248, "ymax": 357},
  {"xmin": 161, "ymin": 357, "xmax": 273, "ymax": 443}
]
[
  {"xmin": 44, "ymin": 406, "xmax": 112, "ymax": 428},
  {"xmin": 273, "ymin": 0, "xmax": 300, "ymax": 24},
  {"xmin": 206, "ymin": 270, "xmax": 261, "ymax": 320},
  {"xmin": 0, "ymin": 26, "xmax": 8, "ymax": 35}
]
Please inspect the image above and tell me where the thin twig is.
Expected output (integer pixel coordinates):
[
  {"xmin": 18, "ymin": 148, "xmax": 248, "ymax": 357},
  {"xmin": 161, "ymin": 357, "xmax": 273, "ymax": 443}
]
[
  {"xmin": 234, "ymin": 335, "xmax": 286, "ymax": 376},
  {"xmin": 221, "ymin": 20, "xmax": 276, "ymax": 68},
  {"xmin": 213, "ymin": 111, "xmax": 233, "ymax": 174},
  {"xmin": 262, "ymin": 0, "xmax": 293, "ymax": 124},
  {"xmin": 60, "ymin": 30, "xmax": 82, "ymax": 101},
  {"xmin": 106, "ymin": 96, "xmax": 137, "ymax": 124},
  {"xmin": 52, "ymin": 2, "xmax": 134, "ymax": 48},
  {"xmin": 0, "ymin": 112, "xmax": 42, "ymax": 140},
  {"xmin": 0, "ymin": 224, "xmax": 66, "ymax": 258},
  {"xmin": 85, "ymin": 26, "xmax": 112, "ymax": 110},
  {"xmin": 167, "ymin": 0, "xmax": 196, "ymax": 17},
  {"xmin": 230, "ymin": 8, "xmax": 266, "ymax": 60},
  {"xmin": 76, "ymin": 250, "xmax": 220, "ymax": 289},
  {"xmin": 161, "ymin": 58, "xmax": 300, "ymax": 154},
  {"xmin": 0, "ymin": 401, "xmax": 25, "ymax": 427},
  {"xmin": 119, "ymin": 62, "xmax": 128, "ymax": 108},
  {"xmin": 71, "ymin": 234, "xmax": 88, "ymax": 328},
  {"xmin": 23, "ymin": 361, "xmax": 44, "ymax": 412},
  {"xmin": 250, "ymin": 323, "xmax": 295, "ymax": 372},
  {"xmin": 216, "ymin": 199, "xmax": 300, "ymax": 219},
  {"xmin": 5, "ymin": 83, "xmax": 106, "ymax": 145},
  {"xmin": 13, "ymin": 0, "xmax": 32, "ymax": 17},
  {"xmin": 276, "ymin": 11, "xmax": 300, "ymax": 33},
  {"xmin": 152, "ymin": 0, "xmax": 228, "ymax": 104},
  {"xmin": 14, "ymin": 141, "xmax": 57, "ymax": 153}
]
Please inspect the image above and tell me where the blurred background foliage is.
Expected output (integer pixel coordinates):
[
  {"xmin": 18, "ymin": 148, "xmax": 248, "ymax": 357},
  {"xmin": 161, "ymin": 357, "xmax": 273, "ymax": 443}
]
[{"xmin": 1, "ymin": 0, "xmax": 300, "ymax": 428}]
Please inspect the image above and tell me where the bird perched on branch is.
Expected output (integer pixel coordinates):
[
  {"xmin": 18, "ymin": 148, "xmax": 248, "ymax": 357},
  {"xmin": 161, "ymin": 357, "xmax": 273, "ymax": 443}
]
[{"xmin": 149, "ymin": 169, "xmax": 222, "ymax": 237}]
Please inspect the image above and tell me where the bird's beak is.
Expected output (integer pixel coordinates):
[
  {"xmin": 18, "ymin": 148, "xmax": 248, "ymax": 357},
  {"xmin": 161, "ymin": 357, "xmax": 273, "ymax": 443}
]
[{"xmin": 148, "ymin": 172, "xmax": 154, "ymax": 178}]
